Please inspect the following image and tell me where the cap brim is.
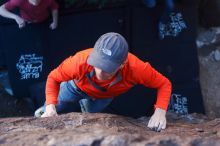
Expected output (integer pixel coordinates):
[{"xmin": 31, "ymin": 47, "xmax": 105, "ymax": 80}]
[{"xmin": 87, "ymin": 52, "xmax": 120, "ymax": 74}]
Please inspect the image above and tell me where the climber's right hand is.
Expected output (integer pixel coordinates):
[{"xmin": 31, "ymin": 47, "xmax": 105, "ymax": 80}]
[{"xmin": 41, "ymin": 104, "xmax": 58, "ymax": 118}]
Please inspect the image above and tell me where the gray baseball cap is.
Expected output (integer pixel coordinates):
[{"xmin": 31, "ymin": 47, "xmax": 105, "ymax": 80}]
[{"xmin": 87, "ymin": 32, "xmax": 128, "ymax": 73}]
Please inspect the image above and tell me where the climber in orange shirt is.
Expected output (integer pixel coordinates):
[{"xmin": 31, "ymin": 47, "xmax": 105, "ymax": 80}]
[{"xmin": 35, "ymin": 32, "xmax": 172, "ymax": 132}]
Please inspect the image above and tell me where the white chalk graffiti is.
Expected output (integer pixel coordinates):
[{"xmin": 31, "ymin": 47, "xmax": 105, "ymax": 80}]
[
  {"xmin": 168, "ymin": 93, "xmax": 188, "ymax": 114},
  {"xmin": 16, "ymin": 54, "xmax": 43, "ymax": 80},
  {"xmin": 159, "ymin": 12, "xmax": 187, "ymax": 39}
]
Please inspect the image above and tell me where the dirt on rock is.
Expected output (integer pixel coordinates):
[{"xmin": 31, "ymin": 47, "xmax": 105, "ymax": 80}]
[{"xmin": 0, "ymin": 112, "xmax": 220, "ymax": 146}]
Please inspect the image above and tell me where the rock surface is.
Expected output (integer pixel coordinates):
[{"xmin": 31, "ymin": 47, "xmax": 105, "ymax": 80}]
[
  {"xmin": 197, "ymin": 27, "xmax": 220, "ymax": 118},
  {"xmin": 0, "ymin": 112, "xmax": 220, "ymax": 146}
]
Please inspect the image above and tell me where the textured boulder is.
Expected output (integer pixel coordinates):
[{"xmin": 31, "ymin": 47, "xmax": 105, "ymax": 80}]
[{"xmin": 0, "ymin": 112, "xmax": 220, "ymax": 146}]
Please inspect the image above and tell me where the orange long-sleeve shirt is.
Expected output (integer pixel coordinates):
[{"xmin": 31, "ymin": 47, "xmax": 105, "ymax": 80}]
[{"xmin": 46, "ymin": 48, "xmax": 172, "ymax": 110}]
